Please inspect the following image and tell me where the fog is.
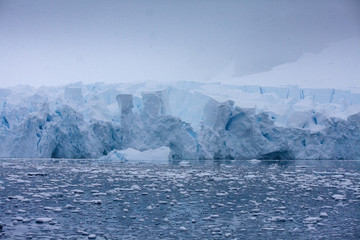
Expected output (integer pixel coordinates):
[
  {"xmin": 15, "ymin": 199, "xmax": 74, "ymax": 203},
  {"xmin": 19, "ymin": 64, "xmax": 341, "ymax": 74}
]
[{"xmin": 0, "ymin": 0, "xmax": 359, "ymax": 87}]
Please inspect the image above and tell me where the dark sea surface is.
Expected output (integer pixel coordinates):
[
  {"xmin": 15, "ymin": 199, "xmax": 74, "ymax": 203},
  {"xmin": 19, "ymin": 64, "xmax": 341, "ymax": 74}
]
[{"xmin": 0, "ymin": 159, "xmax": 359, "ymax": 239}]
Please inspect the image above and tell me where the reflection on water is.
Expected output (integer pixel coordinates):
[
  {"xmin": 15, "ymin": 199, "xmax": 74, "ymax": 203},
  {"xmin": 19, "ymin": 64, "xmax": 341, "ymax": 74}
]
[{"xmin": 0, "ymin": 159, "xmax": 359, "ymax": 239}]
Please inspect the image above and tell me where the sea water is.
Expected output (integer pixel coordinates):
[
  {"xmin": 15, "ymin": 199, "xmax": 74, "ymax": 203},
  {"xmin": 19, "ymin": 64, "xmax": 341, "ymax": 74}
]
[{"xmin": 0, "ymin": 159, "xmax": 359, "ymax": 239}]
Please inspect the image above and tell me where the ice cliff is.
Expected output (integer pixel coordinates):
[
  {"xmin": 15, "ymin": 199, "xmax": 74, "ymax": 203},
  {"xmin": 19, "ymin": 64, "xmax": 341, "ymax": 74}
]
[{"xmin": 0, "ymin": 81, "xmax": 360, "ymax": 160}]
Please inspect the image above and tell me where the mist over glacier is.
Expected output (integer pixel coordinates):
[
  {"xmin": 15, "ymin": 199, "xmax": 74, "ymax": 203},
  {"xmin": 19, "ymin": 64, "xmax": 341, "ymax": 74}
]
[
  {"xmin": 1, "ymin": 0, "xmax": 359, "ymax": 87},
  {"xmin": 1, "ymin": 80, "xmax": 360, "ymax": 160}
]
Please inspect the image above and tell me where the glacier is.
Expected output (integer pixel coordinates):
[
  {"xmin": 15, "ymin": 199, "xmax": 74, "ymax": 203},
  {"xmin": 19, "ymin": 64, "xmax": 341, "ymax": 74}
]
[{"xmin": 0, "ymin": 81, "xmax": 360, "ymax": 160}]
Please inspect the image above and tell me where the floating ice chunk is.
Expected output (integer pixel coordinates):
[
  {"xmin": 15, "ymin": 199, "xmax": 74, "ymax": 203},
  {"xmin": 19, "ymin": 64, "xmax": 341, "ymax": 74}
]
[
  {"xmin": 269, "ymin": 216, "xmax": 286, "ymax": 222},
  {"xmin": 332, "ymin": 194, "xmax": 346, "ymax": 200},
  {"xmin": 179, "ymin": 226, "xmax": 187, "ymax": 231},
  {"xmin": 245, "ymin": 174, "xmax": 257, "ymax": 179},
  {"xmin": 72, "ymin": 189, "xmax": 84, "ymax": 194},
  {"xmin": 43, "ymin": 206, "xmax": 62, "ymax": 212},
  {"xmin": 88, "ymin": 234, "xmax": 96, "ymax": 239},
  {"xmin": 179, "ymin": 161, "xmax": 190, "ymax": 166},
  {"xmin": 265, "ymin": 197, "xmax": 278, "ymax": 202},
  {"xmin": 35, "ymin": 217, "xmax": 53, "ymax": 224},
  {"xmin": 77, "ymin": 199, "xmax": 102, "ymax": 204},
  {"xmin": 314, "ymin": 196, "xmax": 324, "ymax": 201},
  {"xmin": 27, "ymin": 172, "xmax": 47, "ymax": 176},
  {"xmin": 91, "ymin": 200, "xmax": 102, "ymax": 204},
  {"xmin": 262, "ymin": 227, "xmax": 275, "ymax": 231},
  {"xmin": 65, "ymin": 204, "xmax": 76, "ymax": 209},
  {"xmin": 248, "ymin": 159, "xmax": 261, "ymax": 164},
  {"xmin": 77, "ymin": 230, "xmax": 90, "ymax": 236},
  {"xmin": 98, "ymin": 150, "xmax": 126, "ymax": 162},
  {"xmin": 7, "ymin": 195, "xmax": 26, "ymax": 201},
  {"xmin": 100, "ymin": 146, "xmax": 171, "ymax": 163},
  {"xmin": 131, "ymin": 184, "xmax": 141, "ymax": 191},
  {"xmin": 13, "ymin": 217, "xmax": 24, "ymax": 222},
  {"xmin": 303, "ymin": 217, "xmax": 322, "ymax": 224},
  {"xmin": 320, "ymin": 212, "xmax": 328, "ymax": 218},
  {"xmin": 216, "ymin": 192, "xmax": 228, "ymax": 196}
]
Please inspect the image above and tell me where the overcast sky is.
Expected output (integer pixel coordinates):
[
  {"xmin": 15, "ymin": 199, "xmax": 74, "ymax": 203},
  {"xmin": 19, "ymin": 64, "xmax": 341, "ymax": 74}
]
[{"xmin": 0, "ymin": 0, "xmax": 359, "ymax": 87}]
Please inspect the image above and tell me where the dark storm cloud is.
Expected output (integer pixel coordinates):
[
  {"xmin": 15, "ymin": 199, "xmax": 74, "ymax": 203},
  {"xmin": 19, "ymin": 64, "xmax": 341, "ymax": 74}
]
[{"xmin": 0, "ymin": 0, "xmax": 359, "ymax": 86}]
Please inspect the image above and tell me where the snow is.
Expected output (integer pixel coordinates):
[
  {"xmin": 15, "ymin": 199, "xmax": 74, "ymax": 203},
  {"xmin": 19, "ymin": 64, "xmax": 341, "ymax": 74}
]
[{"xmin": 223, "ymin": 38, "xmax": 360, "ymax": 91}]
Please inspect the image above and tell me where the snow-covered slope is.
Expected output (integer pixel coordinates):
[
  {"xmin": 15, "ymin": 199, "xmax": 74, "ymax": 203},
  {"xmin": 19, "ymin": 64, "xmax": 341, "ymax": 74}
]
[
  {"xmin": 0, "ymin": 80, "xmax": 360, "ymax": 160},
  {"xmin": 223, "ymin": 38, "xmax": 360, "ymax": 90}
]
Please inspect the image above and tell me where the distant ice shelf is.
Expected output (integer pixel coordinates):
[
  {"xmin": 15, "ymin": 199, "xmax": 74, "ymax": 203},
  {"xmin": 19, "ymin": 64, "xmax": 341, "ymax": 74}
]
[{"xmin": 0, "ymin": 81, "xmax": 360, "ymax": 160}]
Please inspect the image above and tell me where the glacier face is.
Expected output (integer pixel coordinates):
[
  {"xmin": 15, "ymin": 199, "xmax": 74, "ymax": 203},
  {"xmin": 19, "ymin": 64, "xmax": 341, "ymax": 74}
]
[{"xmin": 0, "ymin": 81, "xmax": 360, "ymax": 160}]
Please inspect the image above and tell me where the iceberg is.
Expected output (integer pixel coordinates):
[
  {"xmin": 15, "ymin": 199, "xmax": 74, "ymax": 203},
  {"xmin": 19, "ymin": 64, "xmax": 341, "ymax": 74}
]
[{"xmin": 99, "ymin": 146, "xmax": 171, "ymax": 163}]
